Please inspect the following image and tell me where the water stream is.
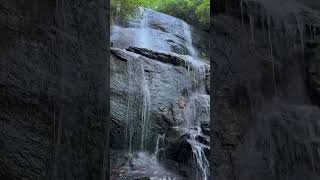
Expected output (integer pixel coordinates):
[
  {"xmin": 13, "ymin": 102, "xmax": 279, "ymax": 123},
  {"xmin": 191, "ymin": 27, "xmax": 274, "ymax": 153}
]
[
  {"xmin": 140, "ymin": 61, "xmax": 151, "ymax": 150},
  {"xmin": 183, "ymin": 94, "xmax": 210, "ymax": 180},
  {"xmin": 182, "ymin": 21, "xmax": 199, "ymax": 58},
  {"xmin": 188, "ymin": 127, "xmax": 209, "ymax": 180},
  {"xmin": 125, "ymin": 54, "xmax": 152, "ymax": 153},
  {"xmin": 140, "ymin": 9, "xmax": 208, "ymax": 180},
  {"xmin": 112, "ymin": 8, "xmax": 209, "ymax": 180},
  {"xmin": 138, "ymin": 8, "xmax": 151, "ymax": 49}
]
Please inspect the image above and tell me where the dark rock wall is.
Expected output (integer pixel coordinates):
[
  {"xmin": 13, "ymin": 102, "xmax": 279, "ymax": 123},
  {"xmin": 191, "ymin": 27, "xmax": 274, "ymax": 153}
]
[
  {"xmin": 0, "ymin": 0, "xmax": 109, "ymax": 179},
  {"xmin": 306, "ymin": 36, "xmax": 320, "ymax": 106},
  {"xmin": 211, "ymin": 0, "xmax": 320, "ymax": 180},
  {"xmin": 3, "ymin": 0, "xmax": 320, "ymax": 179}
]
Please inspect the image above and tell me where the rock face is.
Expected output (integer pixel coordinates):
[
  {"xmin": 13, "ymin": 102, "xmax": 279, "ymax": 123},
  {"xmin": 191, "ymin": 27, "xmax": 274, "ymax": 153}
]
[
  {"xmin": 0, "ymin": 1, "xmax": 109, "ymax": 180},
  {"xmin": 110, "ymin": 46, "xmax": 210, "ymax": 179},
  {"xmin": 211, "ymin": 0, "xmax": 320, "ymax": 179},
  {"xmin": 111, "ymin": 9, "xmax": 209, "ymax": 59},
  {"xmin": 306, "ymin": 36, "xmax": 320, "ymax": 106},
  {"xmin": 110, "ymin": 47, "xmax": 209, "ymax": 147}
]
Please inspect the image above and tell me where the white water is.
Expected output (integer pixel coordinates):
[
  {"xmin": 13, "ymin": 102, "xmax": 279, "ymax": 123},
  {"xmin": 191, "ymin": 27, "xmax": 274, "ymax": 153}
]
[
  {"xmin": 138, "ymin": 8, "xmax": 151, "ymax": 49},
  {"xmin": 124, "ymin": 152, "xmax": 176, "ymax": 179},
  {"xmin": 126, "ymin": 57, "xmax": 138, "ymax": 153},
  {"xmin": 182, "ymin": 94, "xmax": 210, "ymax": 180},
  {"xmin": 141, "ymin": 62, "xmax": 151, "ymax": 150},
  {"xmin": 181, "ymin": 19, "xmax": 209, "ymax": 180},
  {"xmin": 125, "ymin": 55, "xmax": 151, "ymax": 152},
  {"xmin": 183, "ymin": 21, "xmax": 199, "ymax": 58},
  {"xmin": 178, "ymin": 55, "xmax": 209, "ymax": 94},
  {"xmin": 175, "ymin": 125, "xmax": 209, "ymax": 180},
  {"xmin": 188, "ymin": 127, "xmax": 209, "ymax": 180},
  {"xmin": 111, "ymin": 25, "xmax": 121, "ymax": 44},
  {"xmin": 152, "ymin": 134, "xmax": 165, "ymax": 160}
]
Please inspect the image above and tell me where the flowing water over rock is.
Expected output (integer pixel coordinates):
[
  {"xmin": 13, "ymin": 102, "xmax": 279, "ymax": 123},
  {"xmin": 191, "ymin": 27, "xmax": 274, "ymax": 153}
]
[
  {"xmin": 138, "ymin": 8, "xmax": 151, "ymax": 49},
  {"xmin": 212, "ymin": 0, "xmax": 320, "ymax": 179},
  {"xmin": 111, "ymin": 8, "xmax": 209, "ymax": 180},
  {"xmin": 182, "ymin": 22, "xmax": 199, "ymax": 58},
  {"xmin": 111, "ymin": 9, "xmax": 208, "ymax": 60}
]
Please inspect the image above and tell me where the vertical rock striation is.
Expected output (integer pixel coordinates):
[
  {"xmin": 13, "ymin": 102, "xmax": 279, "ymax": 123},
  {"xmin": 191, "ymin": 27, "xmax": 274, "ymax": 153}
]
[
  {"xmin": 0, "ymin": 0, "xmax": 109, "ymax": 179},
  {"xmin": 211, "ymin": 0, "xmax": 320, "ymax": 179}
]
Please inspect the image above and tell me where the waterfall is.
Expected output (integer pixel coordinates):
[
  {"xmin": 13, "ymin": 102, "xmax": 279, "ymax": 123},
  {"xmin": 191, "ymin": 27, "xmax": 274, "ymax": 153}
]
[
  {"xmin": 183, "ymin": 22, "xmax": 199, "ymax": 58},
  {"xmin": 111, "ymin": 4, "xmax": 122, "ymax": 47},
  {"xmin": 141, "ymin": 61, "xmax": 151, "ymax": 150},
  {"xmin": 181, "ymin": 20, "xmax": 209, "ymax": 179},
  {"xmin": 138, "ymin": 8, "xmax": 151, "ymax": 49},
  {"xmin": 184, "ymin": 56, "xmax": 208, "ymax": 93},
  {"xmin": 124, "ymin": 21, "xmax": 209, "ymax": 179},
  {"xmin": 152, "ymin": 134, "xmax": 165, "ymax": 160},
  {"xmin": 125, "ymin": 56, "xmax": 151, "ymax": 152},
  {"xmin": 126, "ymin": 57, "xmax": 136, "ymax": 153},
  {"xmin": 111, "ymin": 25, "xmax": 121, "ymax": 43},
  {"xmin": 112, "ymin": 8, "xmax": 210, "ymax": 180},
  {"xmin": 182, "ymin": 94, "xmax": 210, "ymax": 180},
  {"xmin": 188, "ymin": 127, "xmax": 209, "ymax": 180}
]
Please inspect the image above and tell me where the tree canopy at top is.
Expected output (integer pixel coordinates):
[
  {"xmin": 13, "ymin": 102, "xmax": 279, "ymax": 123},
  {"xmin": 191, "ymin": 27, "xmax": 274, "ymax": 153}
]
[{"xmin": 111, "ymin": 0, "xmax": 210, "ymax": 29}]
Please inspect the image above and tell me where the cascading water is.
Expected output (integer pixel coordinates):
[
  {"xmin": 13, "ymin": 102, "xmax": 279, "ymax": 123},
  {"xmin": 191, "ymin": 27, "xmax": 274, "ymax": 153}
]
[
  {"xmin": 188, "ymin": 127, "xmax": 209, "ymax": 180},
  {"xmin": 111, "ymin": 7, "xmax": 210, "ymax": 180},
  {"xmin": 182, "ymin": 94, "xmax": 210, "ymax": 180},
  {"xmin": 175, "ymin": 16, "xmax": 210, "ymax": 180},
  {"xmin": 125, "ymin": 56, "xmax": 136, "ymax": 154},
  {"xmin": 152, "ymin": 134, "xmax": 165, "ymax": 160},
  {"xmin": 141, "ymin": 61, "xmax": 151, "ymax": 150},
  {"xmin": 183, "ymin": 56, "xmax": 209, "ymax": 93},
  {"xmin": 138, "ymin": 8, "xmax": 151, "ymax": 49},
  {"xmin": 182, "ymin": 22, "xmax": 199, "ymax": 58},
  {"xmin": 125, "ymin": 55, "xmax": 151, "ymax": 152}
]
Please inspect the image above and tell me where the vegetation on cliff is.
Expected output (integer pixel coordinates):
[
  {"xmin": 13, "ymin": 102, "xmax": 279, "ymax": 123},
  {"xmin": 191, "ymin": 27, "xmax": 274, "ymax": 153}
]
[{"xmin": 111, "ymin": 0, "xmax": 209, "ymax": 29}]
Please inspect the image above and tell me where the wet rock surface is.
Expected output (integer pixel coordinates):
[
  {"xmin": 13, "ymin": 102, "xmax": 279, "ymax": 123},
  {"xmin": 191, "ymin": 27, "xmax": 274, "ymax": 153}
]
[
  {"xmin": 212, "ymin": 0, "xmax": 320, "ymax": 179},
  {"xmin": 306, "ymin": 36, "xmax": 320, "ymax": 106},
  {"xmin": 111, "ymin": 9, "xmax": 209, "ymax": 59},
  {"xmin": 110, "ymin": 47, "xmax": 209, "ymax": 146},
  {"xmin": 111, "ymin": 25, "xmax": 189, "ymax": 55},
  {"xmin": 110, "ymin": 7, "xmax": 210, "ymax": 179},
  {"xmin": 111, "ymin": 47, "xmax": 193, "ymax": 149},
  {"xmin": 111, "ymin": 25, "xmax": 210, "ymax": 179},
  {"xmin": 0, "ymin": 0, "xmax": 109, "ymax": 180}
]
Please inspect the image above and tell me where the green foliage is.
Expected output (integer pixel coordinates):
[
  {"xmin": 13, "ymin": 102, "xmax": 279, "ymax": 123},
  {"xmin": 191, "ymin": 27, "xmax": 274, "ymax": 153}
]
[
  {"xmin": 111, "ymin": 0, "xmax": 147, "ymax": 24},
  {"xmin": 111, "ymin": 0, "xmax": 210, "ymax": 29},
  {"xmin": 196, "ymin": 0, "xmax": 210, "ymax": 27},
  {"xmin": 152, "ymin": 0, "xmax": 210, "ymax": 29}
]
